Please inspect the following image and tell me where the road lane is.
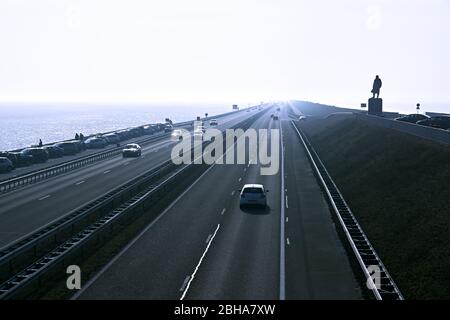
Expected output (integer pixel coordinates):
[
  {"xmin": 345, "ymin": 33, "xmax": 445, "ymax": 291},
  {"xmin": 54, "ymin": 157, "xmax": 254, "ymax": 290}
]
[
  {"xmin": 184, "ymin": 116, "xmax": 280, "ymax": 300},
  {"xmin": 281, "ymin": 113, "xmax": 362, "ymax": 299}
]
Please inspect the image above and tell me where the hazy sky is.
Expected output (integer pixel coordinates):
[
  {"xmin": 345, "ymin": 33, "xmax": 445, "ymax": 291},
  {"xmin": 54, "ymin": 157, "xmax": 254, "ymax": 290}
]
[{"xmin": 1, "ymin": 0, "xmax": 449, "ymax": 113}]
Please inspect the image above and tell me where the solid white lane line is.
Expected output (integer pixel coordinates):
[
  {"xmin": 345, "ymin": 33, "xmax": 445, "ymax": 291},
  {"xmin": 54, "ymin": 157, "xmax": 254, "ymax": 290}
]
[
  {"xmin": 180, "ymin": 224, "xmax": 221, "ymax": 300},
  {"xmin": 103, "ymin": 170, "xmax": 111, "ymax": 174},
  {"xmin": 76, "ymin": 180, "xmax": 85, "ymax": 185},
  {"xmin": 179, "ymin": 276, "xmax": 191, "ymax": 292},
  {"xmin": 221, "ymin": 208, "xmax": 226, "ymax": 215},
  {"xmin": 280, "ymin": 118, "xmax": 286, "ymax": 300},
  {"xmin": 38, "ymin": 195, "xmax": 50, "ymax": 201}
]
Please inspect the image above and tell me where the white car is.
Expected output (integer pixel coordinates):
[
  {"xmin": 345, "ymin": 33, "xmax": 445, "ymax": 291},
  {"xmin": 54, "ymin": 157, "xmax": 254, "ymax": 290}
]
[
  {"xmin": 209, "ymin": 119, "xmax": 218, "ymax": 126},
  {"xmin": 239, "ymin": 184, "xmax": 268, "ymax": 208},
  {"xmin": 122, "ymin": 143, "xmax": 142, "ymax": 157}
]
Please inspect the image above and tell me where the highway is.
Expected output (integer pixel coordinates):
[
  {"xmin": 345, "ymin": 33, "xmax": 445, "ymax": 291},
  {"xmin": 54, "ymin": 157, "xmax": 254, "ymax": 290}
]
[
  {"xmin": 0, "ymin": 109, "xmax": 257, "ymax": 249},
  {"xmin": 74, "ymin": 107, "xmax": 362, "ymax": 300}
]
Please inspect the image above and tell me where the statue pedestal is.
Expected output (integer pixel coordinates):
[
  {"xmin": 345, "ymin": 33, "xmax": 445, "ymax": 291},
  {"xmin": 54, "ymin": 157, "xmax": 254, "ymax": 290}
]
[{"xmin": 368, "ymin": 98, "xmax": 383, "ymax": 116}]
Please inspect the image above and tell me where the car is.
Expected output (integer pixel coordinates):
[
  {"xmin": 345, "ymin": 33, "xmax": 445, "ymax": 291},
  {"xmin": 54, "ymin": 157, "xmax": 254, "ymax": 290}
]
[
  {"xmin": 171, "ymin": 129, "xmax": 184, "ymax": 141},
  {"xmin": 0, "ymin": 157, "xmax": 14, "ymax": 173},
  {"xmin": 273, "ymin": 115, "xmax": 279, "ymax": 120},
  {"xmin": 53, "ymin": 142, "xmax": 80, "ymax": 155},
  {"xmin": 142, "ymin": 125, "xmax": 155, "ymax": 135},
  {"xmin": 395, "ymin": 114, "xmax": 430, "ymax": 124},
  {"xmin": 239, "ymin": 184, "xmax": 268, "ymax": 208},
  {"xmin": 21, "ymin": 148, "xmax": 49, "ymax": 163},
  {"xmin": 102, "ymin": 133, "xmax": 121, "ymax": 144},
  {"xmin": 122, "ymin": 143, "xmax": 142, "ymax": 157},
  {"xmin": 164, "ymin": 124, "xmax": 174, "ymax": 133},
  {"xmin": 9, "ymin": 151, "xmax": 33, "ymax": 166},
  {"xmin": 0, "ymin": 151, "xmax": 18, "ymax": 167},
  {"xmin": 416, "ymin": 116, "xmax": 450, "ymax": 130},
  {"xmin": 85, "ymin": 137, "xmax": 108, "ymax": 149},
  {"xmin": 43, "ymin": 146, "xmax": 64, "ymax": 158},
  {"xmin": 209, "ymin": 119, "xmax": 218, "ymax": 126},
  {"xmin": 127, "ymin": 127, "xmax": 143, "ymax": 138}
]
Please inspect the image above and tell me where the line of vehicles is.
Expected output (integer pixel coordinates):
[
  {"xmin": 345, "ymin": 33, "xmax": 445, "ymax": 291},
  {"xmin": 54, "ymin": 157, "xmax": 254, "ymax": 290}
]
[
  {"xmin": 395, "ymin": 114, "xmax": 450, "ymax": 130},
  {"xmin": 0, "ymin": 122, "xmax": 172, "ymax": 174},
  {"xmin": 170, "ymin": 119, "xmax": 218, "ymax": 141}
]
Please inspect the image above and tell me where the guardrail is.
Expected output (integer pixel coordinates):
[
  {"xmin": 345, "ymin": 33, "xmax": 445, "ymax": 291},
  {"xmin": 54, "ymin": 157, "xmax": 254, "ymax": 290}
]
[
  {"xmin": 0, "ymin": 109, "xmax": 268, "ymax": 299},
  {"xmin": 354, "ymin": 113, "xmax": 450, "ymax": 146},
  {"xmin": 291, "ymin": 120, "xmax": 404, "ymax": 300}
]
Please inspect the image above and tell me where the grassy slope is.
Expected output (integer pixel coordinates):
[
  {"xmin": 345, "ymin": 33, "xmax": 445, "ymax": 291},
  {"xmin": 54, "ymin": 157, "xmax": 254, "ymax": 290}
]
[{"xmin": 300, "ymin": 117, "xmax": 450, "ymax": 299}]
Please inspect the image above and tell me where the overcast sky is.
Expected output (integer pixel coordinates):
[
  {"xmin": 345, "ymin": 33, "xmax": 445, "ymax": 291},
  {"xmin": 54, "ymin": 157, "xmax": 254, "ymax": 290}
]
[{"xmin": 0, "ymin": 0, "xmax": 449, "ymax": 113}]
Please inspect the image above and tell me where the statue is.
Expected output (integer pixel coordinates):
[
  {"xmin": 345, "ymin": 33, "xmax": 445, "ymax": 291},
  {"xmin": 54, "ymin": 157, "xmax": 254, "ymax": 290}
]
[{"xmin": 371, "ymin": 75, "xmax": 382, "ymax": 99}]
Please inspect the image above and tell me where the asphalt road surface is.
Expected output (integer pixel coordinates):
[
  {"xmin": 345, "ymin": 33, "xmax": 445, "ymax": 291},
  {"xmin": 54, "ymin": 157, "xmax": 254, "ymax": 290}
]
[{"xmin": 75, "ymin": 108, "xmax": 362, "ymax": 300}]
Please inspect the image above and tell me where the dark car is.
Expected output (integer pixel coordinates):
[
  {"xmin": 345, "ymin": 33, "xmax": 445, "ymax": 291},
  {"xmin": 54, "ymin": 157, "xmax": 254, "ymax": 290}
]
[
  {"xmin": 0, "ymin": 151, "xmax": 18, "ymax": 167},
  {"xmin": 54, "ymin": 142, "xmax": 80, "ymax": 155},
  {"xmin": 8, "ymin": 151, "xmax": 33, "ymax": 166},
  {"xmin": 43, "ymin": 145, "xmax": 64, "ymax": 158},
  {"xmin": 395, "ymin": 114, "xmax": 430, "ymax": 124},
  {"xmin": 164, "ymin": 124, "xmax": 173, "ymax": 132},
  {"xmin": 155, "ymin": 123, "xmax": 166, "ymax": 132},
  {"xmin": 126, "ymin": 128, "xmax": 142, "ymax": 138},
  {"xmin": 102, "ymin": 133, "xmax": 121, "ymax": 144},
  {"xmin": 114, "ymin": 131, "xmax": 130, "ymax": 141},
  {"xmin": 85, "ymin": 137, "xmax": 108, "ymax": 149},
  {"xmin": 416, "ymin": 116, "xmax": 450, "ymax": 130},
  {"xmin": 0, "ymin": 157, "xmax": 14, "ymax": 173},
  {"xmin": 21, "ymin": 148, "xmax": 49, "ymax": 163},
  {"xmin": 142, "ymin": 125, "xmax": 155, "ymax": 135}
]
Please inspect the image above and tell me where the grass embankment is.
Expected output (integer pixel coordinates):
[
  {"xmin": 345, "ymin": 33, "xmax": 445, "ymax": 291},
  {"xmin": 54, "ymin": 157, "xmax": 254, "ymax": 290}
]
[{"xmin": 300, "ymin": 116, "xmax": 450, "ymax": 299}]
